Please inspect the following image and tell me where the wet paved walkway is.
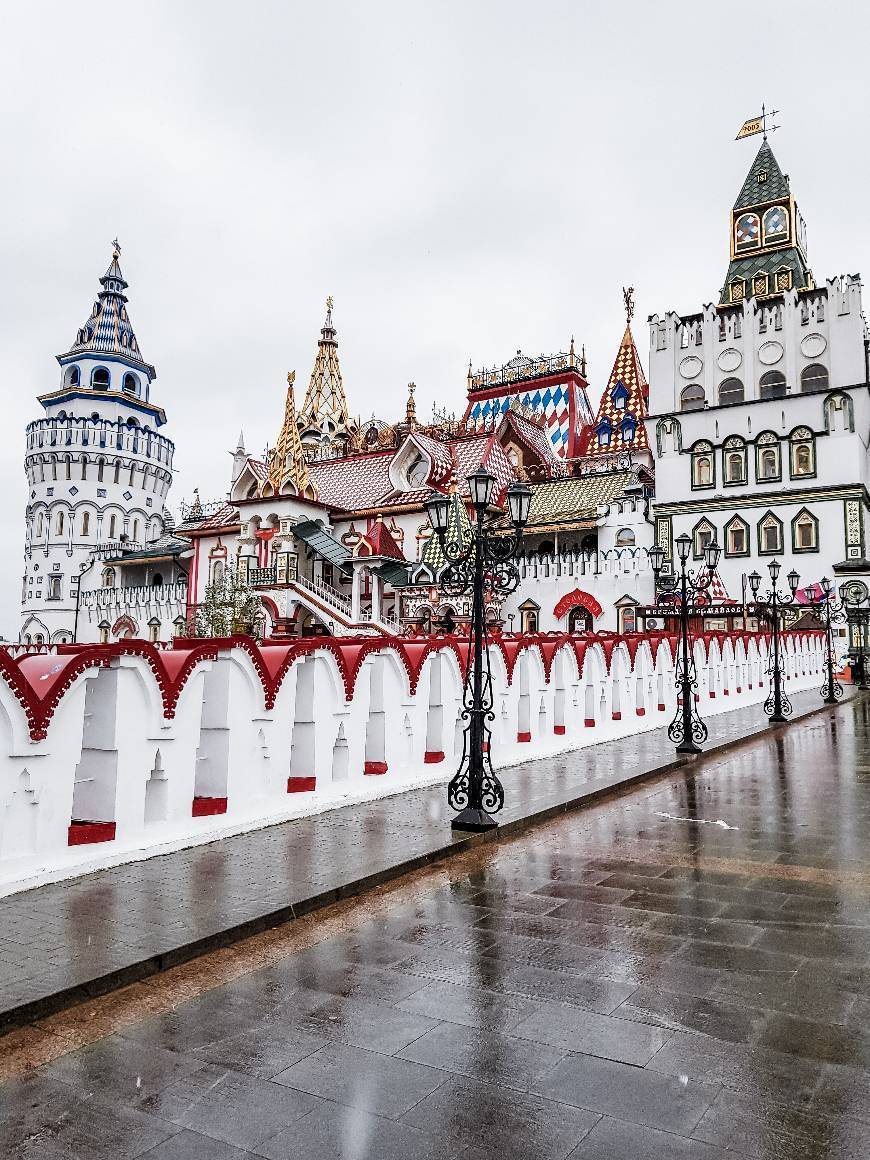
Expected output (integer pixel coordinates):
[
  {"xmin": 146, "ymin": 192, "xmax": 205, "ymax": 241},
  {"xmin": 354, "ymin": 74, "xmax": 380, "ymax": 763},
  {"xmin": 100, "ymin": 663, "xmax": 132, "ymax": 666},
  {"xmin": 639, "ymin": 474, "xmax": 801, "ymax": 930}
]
[
  {"xmin": 0, "ymin": 690, "xmax": 845, "ymax": 1030},
  {"xmin": 2, "ymin": 694, "xmax": 870, "ymax": 1157}
]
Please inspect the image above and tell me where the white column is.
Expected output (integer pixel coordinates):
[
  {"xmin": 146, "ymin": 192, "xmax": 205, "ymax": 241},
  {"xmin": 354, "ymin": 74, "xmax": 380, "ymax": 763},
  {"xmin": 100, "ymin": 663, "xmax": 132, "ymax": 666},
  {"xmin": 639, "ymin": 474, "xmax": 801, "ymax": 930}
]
[
  {"xmin": 370, "ymin": 570, "xmax": 384, "ymax": 622},
  {"xmin": 351, "ymin": 565, "xmax": 362, "ymax": 621}
]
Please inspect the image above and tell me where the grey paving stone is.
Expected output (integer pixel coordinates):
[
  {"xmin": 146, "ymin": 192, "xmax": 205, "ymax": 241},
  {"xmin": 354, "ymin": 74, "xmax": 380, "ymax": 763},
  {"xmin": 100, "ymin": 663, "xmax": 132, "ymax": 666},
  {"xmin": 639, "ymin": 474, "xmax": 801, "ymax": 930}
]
[{"xmin": 272, "ymin": 1043, "xmax": 445, "ymax": 1118}]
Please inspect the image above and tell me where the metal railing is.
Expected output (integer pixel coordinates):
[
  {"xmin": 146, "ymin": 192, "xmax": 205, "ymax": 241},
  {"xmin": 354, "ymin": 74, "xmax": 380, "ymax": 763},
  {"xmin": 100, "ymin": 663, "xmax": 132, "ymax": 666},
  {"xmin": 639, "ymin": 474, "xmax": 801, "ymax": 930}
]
[
  {"xmin": 80, "ymin": 582, "xmax": 188, "ymax": 609},
  {"xmin": 292, "ymin": 574, "xmax": 353, "ymax": 618}
]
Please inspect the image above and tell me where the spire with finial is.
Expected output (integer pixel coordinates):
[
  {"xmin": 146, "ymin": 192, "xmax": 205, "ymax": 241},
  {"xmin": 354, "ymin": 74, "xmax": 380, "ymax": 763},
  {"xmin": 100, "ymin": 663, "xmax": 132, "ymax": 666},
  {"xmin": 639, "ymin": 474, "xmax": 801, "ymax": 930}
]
[
  {"xmin": 270, "ymin": 371, "xmax": 312, "ymax": 495},
  {"xmin": 405, "ymin": 382, "xmax": 417, "ymax": 427},
  {"xmin": 586, "ymin": 291, "xmax": 649, "ymax": 458},
  {"xmin": 297, "ymin": 297, "xmax": 353, "ymax": 449},
  {"xmin": 59, "ymin": 241, "xmax": 154, "ymax": 375},
  {"xmin": 580, "ymin": 343, "xmax": 587, "ymax": 378}
]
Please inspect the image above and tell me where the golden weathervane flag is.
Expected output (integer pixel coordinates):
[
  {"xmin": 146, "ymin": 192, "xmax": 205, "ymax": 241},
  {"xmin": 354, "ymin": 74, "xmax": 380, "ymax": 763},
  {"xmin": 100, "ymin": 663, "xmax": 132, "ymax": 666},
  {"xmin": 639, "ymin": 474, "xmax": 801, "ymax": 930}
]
[{"xmin": 735, "ymin": 115, "xmax": 764, "ymax": 140}]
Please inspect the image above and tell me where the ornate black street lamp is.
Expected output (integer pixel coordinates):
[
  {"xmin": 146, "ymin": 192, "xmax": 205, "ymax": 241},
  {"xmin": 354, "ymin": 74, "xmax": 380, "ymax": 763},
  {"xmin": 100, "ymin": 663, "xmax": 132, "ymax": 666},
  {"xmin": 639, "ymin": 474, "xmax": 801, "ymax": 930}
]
[
  {"xmin": 649, "ymin": 533, "xmax": 721, "ymax": 754},
  {"xmin": 840, "ymin": 578, "xmax": 870, "ymax": 692},
  {"xmin": 749, "ymin": 559, "xmax": 800, "ymax": 723},
  {"xmin": 426, "ymin": 470, "xmax": 531, "ymax": 832},
  {"xmin": 813, "ymin": 577, "xmax": 846, "ymax": 704}
]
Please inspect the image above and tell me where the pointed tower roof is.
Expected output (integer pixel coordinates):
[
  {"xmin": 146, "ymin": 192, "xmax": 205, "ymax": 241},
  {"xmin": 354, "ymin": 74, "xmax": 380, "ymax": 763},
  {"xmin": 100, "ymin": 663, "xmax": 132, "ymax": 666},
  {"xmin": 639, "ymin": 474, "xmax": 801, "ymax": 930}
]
[
  {"xmin": 586, "ymin": 300, "xmax": 649, "ymax": 458},
  {"xmin": 269, "ymin": 371, "xmax": 313, "ymax": 495},
  {"xmin": 720, "ymin": 139, "xmax": 814, "ymax": 305},
  {"xmin": 297, "ymin": 297, "xmax": 352, "ymax": 440},
  {"xmin": 58, "ymin": 243, "xmax": 154, "ymax": 376}
]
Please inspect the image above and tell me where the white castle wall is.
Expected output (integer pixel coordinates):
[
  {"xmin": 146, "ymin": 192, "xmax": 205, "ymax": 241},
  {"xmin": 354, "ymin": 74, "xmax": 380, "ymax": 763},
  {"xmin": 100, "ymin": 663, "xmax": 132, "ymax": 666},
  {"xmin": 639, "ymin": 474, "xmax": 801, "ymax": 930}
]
[{"xmin": 0, "ymin": 630, "xmax": 826, "ymax": 894}]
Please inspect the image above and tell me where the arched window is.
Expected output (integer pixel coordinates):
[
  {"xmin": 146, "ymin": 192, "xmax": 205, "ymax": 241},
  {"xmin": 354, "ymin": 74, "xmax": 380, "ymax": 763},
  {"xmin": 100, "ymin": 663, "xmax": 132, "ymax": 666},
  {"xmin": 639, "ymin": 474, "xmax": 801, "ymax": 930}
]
[
  {"xmin": 680, "ymin": 384, "xmax": 705, "ymax": 412},
  {"xmin": 36, "ymin": 513, "xmax": 44, "ymax": 537},
  {"xmin": 123, "ymin": 373, "xmax": 138, "ymax": 395},
  {"xmin": 759, "ymin": 512, "xmax": 783, "ymax": 555},
  {"xmin": 55, "ymin": 510, "xmax": 64, "ymax": 536},
  {"xmin": 132, "ymin": 519, "xmax": 139, "ymax": 541},
  {"xmin": 151, "ymin": 573, "xmax": 164, "ymax": 587},
  {"xmin": 760, "ymin": 370, "xmax": 787, "ymax": 400},
  {"xmin": 790, "ymin": 427, "xmax": 816, "ymax": 477},
  {"xmin": 763, "ymin": 205, "xmax": 789, "ymax": 242},
  {"xmin": 792, "ymin": 509, "xmax": 819, "ymax": 553},
  {"xmin": 757, "ymin": 436, "xmax": 781, "ymax": 481},
  {"xmin": 81, "ymin": 455, "xmax": 88, "ymax": 480},
  {"xmin": 691, "ymin": 441, "xmax": 714, "ymax": 488},
  {"xmin": 113, "ymin": 461, "xmax": 121, "ymax": 484},
  {"xmin": 597, "ymin": 419, "xmax": 612, "ymax": 448},
  {"xmin": 99, "ymin": 622, "xmax": 110, "ymax": 643},
  {"xmin": 102, "ymin": 568, "xmax": 116, "ymax": 588},
  {"xmin": 148, "ymin": 618, "xmax": 161, "ymax": 642},
  {"xmin": 723, "ymin": 436, "xmax": 747, "ymax": 484},
  {"xmin": 724, "ymin": 515, "xmax": 749, "ymax": 557},
  {"xmin": 800, "ymin": 364, "xmax": 829, "ymax": 393},
  {"xmin": 718, "ymin": 378, "xmax": 744, "ymax": 406},
  {"xmin": 97, "ymin": 458, "xmax": 105, "ymax": 482},
  {"xmin": 692, "ymin": 519, "xmax": 716, "ymax": 559},
  {"xmin": 91, "ymin": 367, "xmax": 110, "ymax": 388},
  {"xmin": 108, "ymin": 514, "xmax": 117, "ymax": 539},
  {"xmin": 615, "ymin": 528, "xmax": 635, "ymax": 548},
  {"xmin": 65, "ymin": 366, "xmax": 80, "ymax": 387},
  {"xmin": 824, "ymin": 392, "xmax": 853, "ymax": 434},
  {"xmin": 735, "ymin": 212, "xmax": 760, "ymax": 251},
  {"xmin": 80, "ymin": 511, "xmax": 90, "ymax": 536}
]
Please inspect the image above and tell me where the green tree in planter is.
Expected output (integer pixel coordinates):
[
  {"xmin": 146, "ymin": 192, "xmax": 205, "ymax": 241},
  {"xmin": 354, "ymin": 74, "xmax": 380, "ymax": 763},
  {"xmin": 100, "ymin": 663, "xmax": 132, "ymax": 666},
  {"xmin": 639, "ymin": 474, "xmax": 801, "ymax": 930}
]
[{"xmin": 194, "ymin": 566, "xmax": 262, "ymax": 638}]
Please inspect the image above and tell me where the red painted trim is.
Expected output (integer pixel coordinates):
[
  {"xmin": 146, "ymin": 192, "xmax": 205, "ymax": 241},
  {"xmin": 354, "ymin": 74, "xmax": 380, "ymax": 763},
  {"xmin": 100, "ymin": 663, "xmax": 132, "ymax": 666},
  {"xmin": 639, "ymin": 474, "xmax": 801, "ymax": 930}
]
[
  {"xmin": 584, "ymin": 718, "xmax": 595, "ymax": 727},
  {"xmin": 192, "ymin": 796, "xmax": 228, "ymax": 816},
  {"xmin": 517, "ymin": 731, "xmax": 532, "ymax": 743},
  {"xmin": 612, "ymin": 711, "xmax": 621, "ymax": 721},
  {"xmin": 635, "ymin": 707, "xmax": 645, "ymax": 716},
  {"xmin": 553, "ymin": 724, "xmax": 566, "ymax": 735},
  {"xmin": 68, "ymin": 820, "xmax": 116, "ymax": 846},
  {"xmin": 287, "ymin": 776, "xmax": 316, "ymax": 792},
  {"xmin": 424, "ymin": 750, "xmax": 445, "ymax": 763},
  {"xmin": 710, "ymin": 691, "xmax": 716, "ymax": 699},
  {"xmin": 364, "ymin": 760, "xmax": 388, "ymax": 775},
  {"xmin": 553, "ymin": 588, "xmax": 604, "ymax": 622},
  {"xmin": 657, "ymin": 703, "xmax": 666, "ymax": 711},
  {"xmin": 736, "ymin": 687, "xmax": 742, "ymax": 693},
  {"xmin": 482, "ymin": 741, "xmax": 489, "ymax": 754}
]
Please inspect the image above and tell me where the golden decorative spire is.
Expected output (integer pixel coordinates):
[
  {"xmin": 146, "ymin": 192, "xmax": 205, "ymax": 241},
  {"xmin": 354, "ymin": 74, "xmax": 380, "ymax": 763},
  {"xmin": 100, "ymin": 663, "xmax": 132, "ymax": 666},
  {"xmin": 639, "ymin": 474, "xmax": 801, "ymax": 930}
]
[
  {"xmin": 270, "ymin": 370, "xmax": 312, "ymax": 494},
  {"xmin": 406, "ymin": 381, "xmax": 417, "ymax": 426},
  {"xmin": 297, "ymin": 297, "xmax": 352, "ymax": 444}
]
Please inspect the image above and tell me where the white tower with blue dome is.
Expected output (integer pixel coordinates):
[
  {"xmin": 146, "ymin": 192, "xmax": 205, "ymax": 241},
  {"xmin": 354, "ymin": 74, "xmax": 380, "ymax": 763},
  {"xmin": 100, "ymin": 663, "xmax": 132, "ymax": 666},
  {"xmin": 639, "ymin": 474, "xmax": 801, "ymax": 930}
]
[{"xmin": 20, "ymin": 245, "xmax": 175, "ymax": 643}]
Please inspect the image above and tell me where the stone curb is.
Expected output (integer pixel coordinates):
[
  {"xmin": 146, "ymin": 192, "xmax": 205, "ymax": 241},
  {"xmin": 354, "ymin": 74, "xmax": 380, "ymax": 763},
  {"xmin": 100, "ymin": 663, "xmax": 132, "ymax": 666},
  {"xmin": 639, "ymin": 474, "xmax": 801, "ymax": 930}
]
[{"xmin": 0, "ymin": 691, "xmax": 855, "ymax": 1034}]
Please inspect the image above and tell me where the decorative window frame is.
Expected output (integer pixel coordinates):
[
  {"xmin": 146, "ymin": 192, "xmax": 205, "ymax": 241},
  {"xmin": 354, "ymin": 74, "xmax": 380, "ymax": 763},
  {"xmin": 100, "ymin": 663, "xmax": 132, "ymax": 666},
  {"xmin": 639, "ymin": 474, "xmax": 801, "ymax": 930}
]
[
  {"xmin": 690, "ymin": 440, "xmax": 715, "ymax": 490},
  {"xmin": 791, "ymin": 507, "xmax": 819, "ymax": 554},
  {"xmin": 774, "ymin": 268, "xmax": 793, "ymax": 293},
  {"xmin": 734, "ymin": 212, "xmax": 761, "ymax": 253},
  {"xmin": 655, "ymin": 416, "xmax": 682, "ymax": 456},
  {"xmin": 611, "ymin": 382, "xmax": 629, "ymax": 410},
  {"xmin": 620, "ymin": 413, "xmax": 637, "ymax": 443},
  {"xmin": 755, "ymin": 431, "xmax": 782, "ymax": 482},
  {"xmin": 730, "ymin": 279, "xmax": 745, "ymax": 303},
  {"xmin": 724, "ymin": 514, "xmax": 750, "ymax": 558},
  {"xmin": 692, "ymin": 518, "xmax": 717, "ymax": 560},
  {"xmin": 680, "ymin": 384, "xmax": 706, "ymax": 412},
  {"xmin": 762, "ymin": 205, "xmax": 790, "ymax": 243},
  {"xmin": 597, "ymin": 418, "xmax": 612, "ymax": 447},
  {"xmin": 718, "ymin": 377, "xmax": 744, "ymax": 406},
  {"xmin": 823, "ymin": 391, "xmax": 854, "ymax": 434},
  {"xmin": 722, "ymin": 435, "xmax": 747, "ymax": 486},
  {"xmin": 800, "ymin": 363, "xmax": 829, "ymax": 394},
  {"xmin": 758, "ymin": 510, "xmax": 784, "ymax": 556},
  {"xmin": 759, "ymin": 370, "xmax": 787, "ymax": 400},
  {"xmin": 789, "ymin": 426, "xmax": 817, "ymax": 480},
  {"xmin": 752, "ymin": 273, "xmax": 769, "ymax": 298}
]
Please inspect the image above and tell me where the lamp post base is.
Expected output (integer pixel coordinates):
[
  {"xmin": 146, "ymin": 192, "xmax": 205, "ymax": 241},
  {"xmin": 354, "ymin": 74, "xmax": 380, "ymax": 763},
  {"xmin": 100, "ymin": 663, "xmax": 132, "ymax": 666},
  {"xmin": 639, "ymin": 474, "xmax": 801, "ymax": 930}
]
[
  {"xmin": 676, "ymin": 741, "xmax": 703, "ymax": 755},
  {"xmin": 451, "ymin": 807, "xmax": 499, "ymax": 832},
  {"xmin": 769, "ymin": 712, "xmax": 788, "ymax": 723}
]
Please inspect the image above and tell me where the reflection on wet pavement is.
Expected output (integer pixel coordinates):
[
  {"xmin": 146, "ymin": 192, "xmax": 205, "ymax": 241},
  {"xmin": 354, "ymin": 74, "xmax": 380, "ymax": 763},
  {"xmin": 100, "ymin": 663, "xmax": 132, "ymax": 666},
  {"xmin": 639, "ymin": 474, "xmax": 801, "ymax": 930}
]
[{"xmin": 2, "ymin": 696, "xmax": 870, "ymax": 1158}]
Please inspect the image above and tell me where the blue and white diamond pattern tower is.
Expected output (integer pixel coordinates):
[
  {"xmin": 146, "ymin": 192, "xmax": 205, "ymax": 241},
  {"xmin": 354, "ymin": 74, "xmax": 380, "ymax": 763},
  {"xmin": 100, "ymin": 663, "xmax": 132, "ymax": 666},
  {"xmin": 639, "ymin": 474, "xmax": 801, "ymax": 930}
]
[{"xmin": 20, "ymin": 246, "xmax": 175, "ymax": 644}]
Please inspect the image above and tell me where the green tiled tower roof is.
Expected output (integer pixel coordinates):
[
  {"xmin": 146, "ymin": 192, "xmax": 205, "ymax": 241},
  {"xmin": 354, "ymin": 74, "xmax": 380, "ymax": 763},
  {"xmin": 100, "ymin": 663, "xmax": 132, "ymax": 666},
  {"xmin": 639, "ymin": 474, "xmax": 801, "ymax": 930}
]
[{"xmin": 719, "ymin": 139, "xmax": 814, "ymax": 305}]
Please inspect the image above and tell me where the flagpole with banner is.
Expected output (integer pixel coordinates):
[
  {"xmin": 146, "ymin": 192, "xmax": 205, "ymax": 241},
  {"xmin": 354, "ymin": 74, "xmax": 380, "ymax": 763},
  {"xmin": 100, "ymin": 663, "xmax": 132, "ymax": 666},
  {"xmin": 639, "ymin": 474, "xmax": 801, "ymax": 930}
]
[{"xmin": 735, "ymin": 103, "xmax": 779, "ymax": 141}]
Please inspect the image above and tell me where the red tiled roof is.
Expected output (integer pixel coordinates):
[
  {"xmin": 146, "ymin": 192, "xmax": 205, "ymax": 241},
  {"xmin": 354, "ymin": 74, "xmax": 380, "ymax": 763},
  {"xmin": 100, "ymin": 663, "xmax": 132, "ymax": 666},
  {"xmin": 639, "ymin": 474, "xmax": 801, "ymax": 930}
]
[
  {"xmin": 589, "ymin": 324, "xmax": 650, "ymax": 456},
  {"xmin": 362, "ymin": 518, "xmax": 405, "ymax": 560},
  {"xmin": 500, "ymin": 409, "xmax": 560, "ymax": 468}
]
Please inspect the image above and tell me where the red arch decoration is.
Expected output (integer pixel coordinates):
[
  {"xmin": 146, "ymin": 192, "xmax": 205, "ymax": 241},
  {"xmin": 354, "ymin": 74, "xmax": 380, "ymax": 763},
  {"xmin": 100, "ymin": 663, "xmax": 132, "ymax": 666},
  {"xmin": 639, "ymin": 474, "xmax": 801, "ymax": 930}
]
[{"xmin": 553, "ymin": 589, "xmax": 603, "ymax": 621}]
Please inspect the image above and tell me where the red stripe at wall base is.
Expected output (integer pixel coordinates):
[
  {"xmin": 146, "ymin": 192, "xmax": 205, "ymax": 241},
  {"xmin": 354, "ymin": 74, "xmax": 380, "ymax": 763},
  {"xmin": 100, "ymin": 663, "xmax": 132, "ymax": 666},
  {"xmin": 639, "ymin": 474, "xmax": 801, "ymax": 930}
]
[
  {"xmin": 68, "ymin": 820, "xmax": 116, "ymax": 846},
  {"xmin": 517, "ymin": 731, "xmax": 532, "ymax": 743},
  {"xmin": 584, "ymin": 718, "xmax": 595, "ymax": 728},
  {"xmin": 424, "ymin": 750, "xmax": 445, "ymax": 763},
  {"xmin": 287, "ymin": 776, "xmax": 316, "ymax": 793},
  {"xmin": 611, "ymin": 712, "xmax": 621, "ymax": 721},
  {"xmin": 192, "ymin": 796, "xmax": 228, "ymax": 817},
  {"xmin": 635, "ymin": 707, "xmax": 645, "ymax": 716},
  {"xmin": 364, "ymin": 761, "xmax": 388, "ymax": 775},
  {"xmin": 553, "ymin": 725, "xmax": 566, "ymax": 735}
]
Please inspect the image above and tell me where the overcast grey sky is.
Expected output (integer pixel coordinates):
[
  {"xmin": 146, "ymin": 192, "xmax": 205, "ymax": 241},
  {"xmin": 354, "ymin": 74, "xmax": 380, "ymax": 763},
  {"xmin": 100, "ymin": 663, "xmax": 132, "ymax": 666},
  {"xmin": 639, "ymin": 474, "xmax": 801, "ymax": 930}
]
[{"xmin": 1, "ymin": 1, "xmax": 868, "ymax": 633}]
